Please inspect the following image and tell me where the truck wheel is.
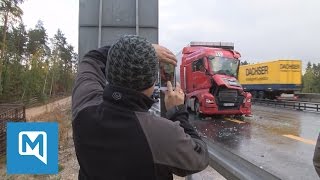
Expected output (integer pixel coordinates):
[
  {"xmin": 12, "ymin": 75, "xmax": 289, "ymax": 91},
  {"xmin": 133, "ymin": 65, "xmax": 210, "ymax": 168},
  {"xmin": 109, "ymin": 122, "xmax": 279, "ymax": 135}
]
[
  {"xmin": 258, "ymin": 91, "xmax": 265, "ymax": 99},
  {"xmin": 194, "ymin": 100, "xmax": 203, "ymax": 119},
  {"xmin": 251, "ymin": 91, "xmax": 257, "ymax": 99}
]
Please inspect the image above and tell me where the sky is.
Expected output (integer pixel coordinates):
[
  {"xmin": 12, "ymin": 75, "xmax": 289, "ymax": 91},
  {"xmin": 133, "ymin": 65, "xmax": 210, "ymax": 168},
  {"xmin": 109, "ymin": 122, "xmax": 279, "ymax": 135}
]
[
  {"xmin": 21, "ymin": 0, "xmax": 320, "ymax": 68},
  {"xmin": 21, "ymin": 0, "xmax": 78, "ymax": 51}
]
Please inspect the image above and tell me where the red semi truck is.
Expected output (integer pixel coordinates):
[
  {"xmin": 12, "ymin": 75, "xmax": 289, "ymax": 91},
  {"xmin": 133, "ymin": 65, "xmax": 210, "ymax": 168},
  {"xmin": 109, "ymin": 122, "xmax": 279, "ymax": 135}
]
[{"xmin": 175, "ymin": 42, "xmax": 252, "ymax": 117}]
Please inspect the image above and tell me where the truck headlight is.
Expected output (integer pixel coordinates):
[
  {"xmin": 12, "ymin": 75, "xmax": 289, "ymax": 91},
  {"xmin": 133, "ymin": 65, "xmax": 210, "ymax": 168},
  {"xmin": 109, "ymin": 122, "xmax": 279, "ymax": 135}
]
[{"xmin": 206, "ymin": 99, "xmax": 215, "ymax": 104}]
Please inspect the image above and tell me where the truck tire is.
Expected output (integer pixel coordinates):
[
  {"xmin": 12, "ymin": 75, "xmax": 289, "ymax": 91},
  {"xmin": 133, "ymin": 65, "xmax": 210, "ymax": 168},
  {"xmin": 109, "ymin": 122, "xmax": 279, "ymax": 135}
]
[
  {"xmin": 194, "ymin": 99, "xmax": 203, "ymax": 119},
  {"xmin": 258, "ymin": 91, "xmax": 265, "ymax": 99},
  {"xmin": 251, "ymin": 91, "xmax": 257, "ymax": 99}
]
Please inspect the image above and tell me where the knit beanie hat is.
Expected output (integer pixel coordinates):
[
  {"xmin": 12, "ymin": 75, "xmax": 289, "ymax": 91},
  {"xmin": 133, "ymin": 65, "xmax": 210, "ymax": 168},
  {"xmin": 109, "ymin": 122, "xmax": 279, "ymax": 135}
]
[{"xmin": 106, "ymin": 35, "xmax": 159, "ymax": 91}]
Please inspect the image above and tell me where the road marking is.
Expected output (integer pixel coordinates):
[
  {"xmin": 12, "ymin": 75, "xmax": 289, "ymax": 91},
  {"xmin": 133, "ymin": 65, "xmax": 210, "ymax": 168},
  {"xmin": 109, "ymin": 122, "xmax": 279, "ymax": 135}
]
[
  {"xmin": 283, "ymin": 134, "xmax": 316, "ymax": 145},
  {"xmin": 224, "ymin": 118, "xmax": 246, "ymax": 124}
]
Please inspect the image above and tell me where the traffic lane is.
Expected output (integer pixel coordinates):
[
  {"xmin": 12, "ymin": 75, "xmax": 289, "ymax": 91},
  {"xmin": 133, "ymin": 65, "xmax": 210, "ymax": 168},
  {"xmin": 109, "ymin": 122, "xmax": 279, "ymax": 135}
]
[
  {"xmin": 251, "ymin": 105, "xmax": 319, "ymax": 142},
  {"xmin": 190, "ymin": 106, "xmax": 319, "ymax": 180}
]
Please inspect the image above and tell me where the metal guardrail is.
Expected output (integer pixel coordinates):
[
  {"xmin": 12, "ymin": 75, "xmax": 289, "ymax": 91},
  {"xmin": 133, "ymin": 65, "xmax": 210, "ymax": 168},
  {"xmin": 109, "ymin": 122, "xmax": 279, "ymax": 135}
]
[
  {"xmin": 186, "ymin": 138, "xmax": 280, "ymax": 180},
  {"xmin": 295, "ymin": 92, "xmax": 320, "ymax": 103},
  {"xmin": 252, "ymin": 98, "xmax": 320, "ymax": 112},
  {"xmin": 203, "ymin": 138, "xmax": 280, "ymax": 180}
]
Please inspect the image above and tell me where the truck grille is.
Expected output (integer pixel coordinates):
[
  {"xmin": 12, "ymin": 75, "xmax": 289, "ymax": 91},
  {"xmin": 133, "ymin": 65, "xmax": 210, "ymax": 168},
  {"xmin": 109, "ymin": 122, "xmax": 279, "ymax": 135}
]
[
  {"xmin": 218, "ymin": 89, "xmax": 238, "ymax": 102},
  {"xmin": 216, "ymin": 89, "xmax": 244, "ymax": 110}
]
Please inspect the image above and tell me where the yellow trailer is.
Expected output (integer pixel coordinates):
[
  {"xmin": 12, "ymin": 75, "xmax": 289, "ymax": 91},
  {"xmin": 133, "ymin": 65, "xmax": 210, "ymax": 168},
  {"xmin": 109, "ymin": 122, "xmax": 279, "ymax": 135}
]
[{"xmin": 238, "ymin": 60, "xmax": 302, "ymax": 99}]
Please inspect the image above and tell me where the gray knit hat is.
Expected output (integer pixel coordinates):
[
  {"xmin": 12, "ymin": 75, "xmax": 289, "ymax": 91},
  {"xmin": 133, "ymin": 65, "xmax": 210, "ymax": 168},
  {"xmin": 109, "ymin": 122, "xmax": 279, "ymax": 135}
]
[{"xmin": 106, "ymin": 35, "xmax": 159, "ymax": 91}]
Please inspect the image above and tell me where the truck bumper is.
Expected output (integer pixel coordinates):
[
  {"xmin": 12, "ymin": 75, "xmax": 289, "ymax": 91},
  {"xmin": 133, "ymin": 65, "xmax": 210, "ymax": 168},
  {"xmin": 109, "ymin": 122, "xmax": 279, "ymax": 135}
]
[{"xmin": 200, "ymin": 104, "xmax": 251, "ymax": 116}]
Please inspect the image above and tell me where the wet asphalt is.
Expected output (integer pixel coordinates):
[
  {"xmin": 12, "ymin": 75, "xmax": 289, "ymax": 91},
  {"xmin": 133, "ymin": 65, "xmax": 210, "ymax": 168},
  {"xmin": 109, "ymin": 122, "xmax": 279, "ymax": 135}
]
[{"xmin": 190, "ymin": 105, "xmax": 320, "ymax": 180}]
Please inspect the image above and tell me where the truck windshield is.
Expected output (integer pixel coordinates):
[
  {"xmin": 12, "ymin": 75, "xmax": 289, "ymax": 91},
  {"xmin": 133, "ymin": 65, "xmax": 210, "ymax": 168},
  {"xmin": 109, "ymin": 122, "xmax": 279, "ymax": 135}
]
[{"xmin": 208, "ymin": 56, "xmax": 239, "ymax": 77}]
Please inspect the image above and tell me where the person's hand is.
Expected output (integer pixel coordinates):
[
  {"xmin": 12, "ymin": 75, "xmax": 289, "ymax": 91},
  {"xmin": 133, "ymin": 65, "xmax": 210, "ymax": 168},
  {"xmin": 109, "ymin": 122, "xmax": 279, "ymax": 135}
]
[
  {"xmin": 152, "ymin": 44, "xmax": 177, "ymax": 66},
  {"xmin": 164, "ymin": 81, "xmax": 185, "ymax": 110}
]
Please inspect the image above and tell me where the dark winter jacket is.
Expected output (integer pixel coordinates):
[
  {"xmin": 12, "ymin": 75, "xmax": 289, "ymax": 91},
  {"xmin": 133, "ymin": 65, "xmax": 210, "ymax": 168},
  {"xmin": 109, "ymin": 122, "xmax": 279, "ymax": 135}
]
[
  {"xmin": 72, "ymin": 46, "xmax": 209, "ymax": 180},
  {"xmin": 314, "ymin": 133, "xmax": 320, "ymax": 177}
]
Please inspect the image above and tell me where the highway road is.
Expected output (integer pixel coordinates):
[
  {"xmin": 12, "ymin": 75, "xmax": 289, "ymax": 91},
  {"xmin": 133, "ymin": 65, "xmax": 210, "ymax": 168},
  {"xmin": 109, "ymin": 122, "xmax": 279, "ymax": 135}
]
[
  {"xmin": 151, "ymin": 102, "xmax": 319, "ymax": 179},
  {"xmin": 190, "ymin": 105, "xmax": 319, "ymax": 180}
]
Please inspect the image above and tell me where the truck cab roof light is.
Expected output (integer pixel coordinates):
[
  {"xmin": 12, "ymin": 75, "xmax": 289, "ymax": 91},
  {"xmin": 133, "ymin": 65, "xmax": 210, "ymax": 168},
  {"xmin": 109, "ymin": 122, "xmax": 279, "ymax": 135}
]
[{"xmin": 189, "ymin": 42, "xmax": 234, "ymax": 50}]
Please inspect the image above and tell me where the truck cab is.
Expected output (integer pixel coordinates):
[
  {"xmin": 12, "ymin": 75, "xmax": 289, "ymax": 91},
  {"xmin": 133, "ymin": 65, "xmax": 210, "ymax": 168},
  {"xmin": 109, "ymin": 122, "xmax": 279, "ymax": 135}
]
[{"xmin": 176, "ymin": 42, "xmax": 252, "ymax": 117}]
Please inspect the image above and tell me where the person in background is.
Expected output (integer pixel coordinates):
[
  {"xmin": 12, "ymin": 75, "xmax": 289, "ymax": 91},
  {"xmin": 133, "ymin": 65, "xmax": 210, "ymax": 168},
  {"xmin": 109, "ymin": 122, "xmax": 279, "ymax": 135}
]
[
  {"xmin": 72, "ymin": 35, "xmax": 209, "ymax": 180},
  {"xmin": 314, "ymin": 133, "xmax": 320, "ymax": 177}
]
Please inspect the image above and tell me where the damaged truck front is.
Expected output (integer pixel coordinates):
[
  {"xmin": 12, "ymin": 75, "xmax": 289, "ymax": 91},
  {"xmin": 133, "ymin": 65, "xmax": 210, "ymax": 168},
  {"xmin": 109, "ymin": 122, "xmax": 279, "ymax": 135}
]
[{"xmin": 176, "ymin": 42, "xmax": 252, "ymax": 117}]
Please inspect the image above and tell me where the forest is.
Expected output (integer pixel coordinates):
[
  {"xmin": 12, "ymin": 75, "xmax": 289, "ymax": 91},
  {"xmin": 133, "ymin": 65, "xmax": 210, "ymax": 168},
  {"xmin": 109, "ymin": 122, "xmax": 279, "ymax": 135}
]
[
  {"xmin": 302, "ymin": 62, "xmax": 320, "ymax": 93},
  {"xmin": 0, "ymin": 0, "xmax": 77, "ymax": 103}
]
